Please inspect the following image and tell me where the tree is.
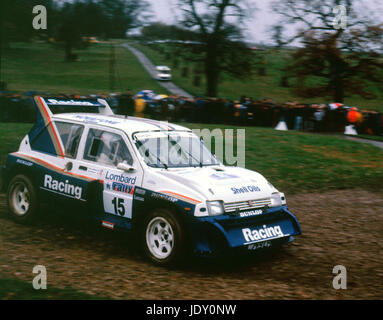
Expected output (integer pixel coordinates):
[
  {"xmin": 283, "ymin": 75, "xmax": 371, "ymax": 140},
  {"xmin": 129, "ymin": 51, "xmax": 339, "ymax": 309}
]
[
  {"xmin": 0, "ymin": 0, "xmax": 55, "ymax": 87},
  {"xmin": 271, "ymin": 25, "xmax": 283, "ymax": 49},
  {"xmin": 0, "ymin": 0, "xmax": 54, "ymax": 45},
  {"xmin": 56, "ymin": 1, "xmax": 91, "ymax": 61},
  {"xmin": 177, "ymin": 0, "xmax": 256, "ymax": 97},
  {"xmin": 55, "ymin": 0, "xmax": 152, "ymax": 61},
  {"xmin": 141, "ymin": 23, "xmax": 199, "ymax": 41},
  {"xmin": 272, "ymin": 0, "xmax": 383, "ymax": 102},
  {"xmin": 98, "ymin": 0, "xmax": 152, "ymax": 39}
]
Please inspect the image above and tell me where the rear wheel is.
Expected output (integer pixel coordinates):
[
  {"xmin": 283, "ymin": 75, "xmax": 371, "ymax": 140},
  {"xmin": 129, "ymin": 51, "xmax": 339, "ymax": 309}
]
[
  {"xmin": 142, "ymin": 209, "xmax": 184, "ymax": 265},
  {"xmin": 7, "ymin": 175, "xmax": 39, "ymax": 224}
]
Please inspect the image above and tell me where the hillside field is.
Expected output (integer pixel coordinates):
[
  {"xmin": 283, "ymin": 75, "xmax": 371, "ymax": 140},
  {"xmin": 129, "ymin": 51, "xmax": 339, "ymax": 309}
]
[
  {"xmin": 0, "ymin": 41, "xmax": 167, "ymax": 95},
  {"xmin": 132, "ymin": 42, "xmax": 383, "ymax": 113}
]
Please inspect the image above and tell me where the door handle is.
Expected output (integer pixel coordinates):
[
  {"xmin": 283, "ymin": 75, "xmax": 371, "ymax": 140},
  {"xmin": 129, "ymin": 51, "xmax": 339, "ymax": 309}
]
[{"xmin": 79, "ymin": 166, "xmax": 88, "ymax": 171}]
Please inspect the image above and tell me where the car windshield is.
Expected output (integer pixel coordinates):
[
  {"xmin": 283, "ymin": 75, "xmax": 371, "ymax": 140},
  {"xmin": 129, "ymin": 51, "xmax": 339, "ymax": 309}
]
[{"xmin": 133, "ymin": 131, "xmax": 219, "ymax": 168}]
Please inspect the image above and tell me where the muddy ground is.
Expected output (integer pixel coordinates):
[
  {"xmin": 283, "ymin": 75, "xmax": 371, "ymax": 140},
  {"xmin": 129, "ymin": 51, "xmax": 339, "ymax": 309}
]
[{"xmin": 0, "ymin": 189, "xmax": 382, "ymax": 299}]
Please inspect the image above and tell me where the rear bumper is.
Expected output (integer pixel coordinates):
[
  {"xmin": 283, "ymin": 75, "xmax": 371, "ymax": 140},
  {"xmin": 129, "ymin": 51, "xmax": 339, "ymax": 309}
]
[{"xmin": 188, "ymin": 205, "xmax": 301, "ymax": 256}]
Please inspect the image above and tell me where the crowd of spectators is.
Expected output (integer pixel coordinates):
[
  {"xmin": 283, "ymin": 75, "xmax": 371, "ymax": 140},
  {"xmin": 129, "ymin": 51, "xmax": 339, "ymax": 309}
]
[{"xmin": 1, "ymin": 89, "xmax": 382, "ymax": 137}]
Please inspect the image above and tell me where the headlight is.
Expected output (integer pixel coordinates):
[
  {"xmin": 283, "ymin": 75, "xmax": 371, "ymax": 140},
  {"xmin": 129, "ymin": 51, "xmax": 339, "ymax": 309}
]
[
  {"xmin": 206, "ymin": 200, "xmax": 224, "ymax": 216},
  {"xmin": 270, "ymin": 192, "xmax": 286, "ymax": 207}
]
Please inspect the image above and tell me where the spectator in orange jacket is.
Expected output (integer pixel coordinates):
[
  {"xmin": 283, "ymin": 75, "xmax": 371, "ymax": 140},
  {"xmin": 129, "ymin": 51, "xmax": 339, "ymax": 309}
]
[{"xmin": 347, "ymin": 107, "xmax": 361, "ymax": 124}]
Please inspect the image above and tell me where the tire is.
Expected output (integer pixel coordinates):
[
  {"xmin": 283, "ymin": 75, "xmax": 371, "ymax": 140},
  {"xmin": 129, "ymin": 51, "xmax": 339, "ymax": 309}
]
[
  {"xmin": 7, "ymin": 175, "xmax": 39, "ymax": 224},
  {"xmin": 142, "ymin": 208, "xmax": 185, "ymax": 266}
]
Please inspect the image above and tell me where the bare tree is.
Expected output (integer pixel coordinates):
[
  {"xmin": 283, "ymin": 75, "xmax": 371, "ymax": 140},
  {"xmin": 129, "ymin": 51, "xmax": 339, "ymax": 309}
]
[
  {"xmin": 177, "ymin": 0, "xmax": 256, "ymax": 97},
  {"xmin": 272, "ymin": 0, "xmax": 383, "ymax": 102}
]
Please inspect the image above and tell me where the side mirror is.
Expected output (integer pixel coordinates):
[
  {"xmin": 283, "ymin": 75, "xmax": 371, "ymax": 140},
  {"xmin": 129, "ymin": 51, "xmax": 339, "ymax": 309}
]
[{"xmin": 117, "ymin": 162, "xmax": 136, "ymax": 172}]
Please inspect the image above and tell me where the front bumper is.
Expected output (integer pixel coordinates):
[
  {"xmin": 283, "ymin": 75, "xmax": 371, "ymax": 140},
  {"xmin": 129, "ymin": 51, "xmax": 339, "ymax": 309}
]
[{"xmin": 188, "ymin": 205, "xmax": 301, "ymax": 256}]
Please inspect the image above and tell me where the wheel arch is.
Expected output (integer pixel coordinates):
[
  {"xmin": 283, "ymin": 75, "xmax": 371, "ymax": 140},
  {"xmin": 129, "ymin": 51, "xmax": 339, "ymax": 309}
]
[
  {"xmin": 4, "ymin": 164, "xmax": 38, "ymax": 193},
  {"xmin": 132, "ymin": 198, "xmax": 189, "ymax": 228}
]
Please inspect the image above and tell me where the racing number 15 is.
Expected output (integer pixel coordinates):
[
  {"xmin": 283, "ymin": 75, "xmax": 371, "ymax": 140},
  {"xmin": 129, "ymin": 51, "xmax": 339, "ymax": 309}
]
[{"xmin": 112, "ymin": 197, "xmax": 125, "ymax": 216}]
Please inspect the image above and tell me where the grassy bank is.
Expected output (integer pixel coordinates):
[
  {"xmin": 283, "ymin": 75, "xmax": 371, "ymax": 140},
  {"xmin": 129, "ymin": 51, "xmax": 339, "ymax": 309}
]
[
  {"xmin": 184, "ymin": 123, "xmax": 383, "ymax": 194},
  {"xmin": 0, "ymin": 41, "xmax": 167, "ymax": 95}
]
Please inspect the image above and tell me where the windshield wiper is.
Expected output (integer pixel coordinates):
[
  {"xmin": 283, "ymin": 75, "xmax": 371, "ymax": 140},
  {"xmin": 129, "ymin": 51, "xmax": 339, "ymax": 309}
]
[
  {"xmin": 168, "ymin": 137, "xmax": 204, "ymax": 168},
  {"xmin": 135, "ymin": 140, "xmax": 168, "ymax": 169},
  {"xmin": 146, "ymin": 149, "xmax": 168, "ymax": 169}
]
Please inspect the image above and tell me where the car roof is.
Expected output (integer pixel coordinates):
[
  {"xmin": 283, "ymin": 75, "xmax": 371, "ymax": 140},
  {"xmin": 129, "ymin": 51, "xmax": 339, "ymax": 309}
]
[
  {"xmin": 52, "ymin": 113, "xmax": 191, "ymax": 135},
  {"xmin": 156, "ymin": 66, "xmax": 170, "ymax": 70}
]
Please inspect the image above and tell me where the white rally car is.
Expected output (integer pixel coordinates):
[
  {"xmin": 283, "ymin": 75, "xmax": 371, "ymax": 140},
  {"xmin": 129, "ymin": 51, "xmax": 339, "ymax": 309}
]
[{"xmin": 1, "ymin": 97, "xmax": 301, "ymax": 265}]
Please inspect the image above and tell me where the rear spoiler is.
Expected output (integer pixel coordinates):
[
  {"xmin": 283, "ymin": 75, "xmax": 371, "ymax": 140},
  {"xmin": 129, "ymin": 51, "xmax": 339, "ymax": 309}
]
[
  {"xmin": 27, "ymin": 96, "xmax": 114, "ymax": 158},
  {"xmin": 40, "ymin": 96, "xmax": 114, "ymax": 116}
]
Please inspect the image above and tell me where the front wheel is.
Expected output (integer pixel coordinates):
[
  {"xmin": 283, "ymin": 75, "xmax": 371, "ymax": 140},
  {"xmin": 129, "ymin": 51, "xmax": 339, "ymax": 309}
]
[
  {"xmin": 142, "ymin": 209, "xmax": 185, "ymax": 265},
  {"xmin": 7, "ymin": 175, "xmax": 39, "ymax": 224}
]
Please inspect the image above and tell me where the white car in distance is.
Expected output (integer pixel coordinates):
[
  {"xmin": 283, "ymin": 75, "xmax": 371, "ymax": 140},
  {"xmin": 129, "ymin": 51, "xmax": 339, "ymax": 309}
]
[{"xmin": 156, "ymin": 66, "xmax": 172, "ymax": 81}]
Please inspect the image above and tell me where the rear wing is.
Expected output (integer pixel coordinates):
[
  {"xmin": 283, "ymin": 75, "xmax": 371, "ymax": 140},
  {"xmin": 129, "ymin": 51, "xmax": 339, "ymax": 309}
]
[
  {"xmin": 40, "ymin": 97, "xmax": 114, "ymax": 116},
  {"xmin": 27, "ymin": 96, "xmax": 114, "ymax": 158}
]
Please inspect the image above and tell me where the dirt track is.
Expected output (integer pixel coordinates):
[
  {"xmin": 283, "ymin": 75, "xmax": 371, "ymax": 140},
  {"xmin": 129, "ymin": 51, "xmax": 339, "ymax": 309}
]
[{"xmin": 0, "ymin": 189, "xmax": 382, "ymax": 299}]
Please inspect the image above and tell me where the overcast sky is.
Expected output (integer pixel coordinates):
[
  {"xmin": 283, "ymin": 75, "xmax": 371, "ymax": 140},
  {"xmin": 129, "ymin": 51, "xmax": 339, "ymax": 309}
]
[{"xmin": 147, "ymin": 0, "xmax": 383, "ymax": 44}]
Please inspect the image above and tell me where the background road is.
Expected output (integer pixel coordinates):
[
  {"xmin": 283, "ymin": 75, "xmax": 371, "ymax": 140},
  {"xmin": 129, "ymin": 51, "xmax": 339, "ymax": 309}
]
[
  {"xmin": 0, "ymin": 189, "xmax": 382, "ymax": 299},
  {"xmin": 344, "ymin": 136, "xmax": 383, "ymax": 149},
  {"xmin": 122, "ymin": 43, "xmax": 194, "ymax": 98}
]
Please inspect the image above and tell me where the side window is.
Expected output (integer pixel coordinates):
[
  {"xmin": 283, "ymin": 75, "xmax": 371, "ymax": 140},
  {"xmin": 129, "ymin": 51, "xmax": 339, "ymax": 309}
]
[
  {"xmin": 55, "ymin": 122, "xmax": 84, "ymax": 158},
  {"xmin": 83, "ymin": 129, "xmax": 133, "ymax": 166}
]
